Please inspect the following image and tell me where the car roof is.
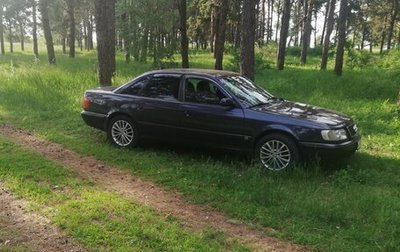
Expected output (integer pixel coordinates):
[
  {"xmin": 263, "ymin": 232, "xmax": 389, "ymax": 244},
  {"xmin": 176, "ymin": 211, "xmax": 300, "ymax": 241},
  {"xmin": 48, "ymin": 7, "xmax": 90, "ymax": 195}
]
[{"xmin": 146, "ymin": 68, "xmax": 240, "ymax": 78}]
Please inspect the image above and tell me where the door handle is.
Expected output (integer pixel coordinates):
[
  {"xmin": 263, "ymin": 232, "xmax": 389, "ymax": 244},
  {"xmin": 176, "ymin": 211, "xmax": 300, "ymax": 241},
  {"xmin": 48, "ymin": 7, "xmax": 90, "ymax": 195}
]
[{"xmin": 184, "ymin": 111, "xmax": 190, "ymax": 117}]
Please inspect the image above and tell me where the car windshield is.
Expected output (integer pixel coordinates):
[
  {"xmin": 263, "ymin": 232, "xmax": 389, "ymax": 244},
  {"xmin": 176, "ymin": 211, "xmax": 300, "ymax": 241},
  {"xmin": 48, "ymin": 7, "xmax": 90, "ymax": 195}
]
[{"xmin": 220, "ymin": 75, "xmax": 274, "ymax": 108}]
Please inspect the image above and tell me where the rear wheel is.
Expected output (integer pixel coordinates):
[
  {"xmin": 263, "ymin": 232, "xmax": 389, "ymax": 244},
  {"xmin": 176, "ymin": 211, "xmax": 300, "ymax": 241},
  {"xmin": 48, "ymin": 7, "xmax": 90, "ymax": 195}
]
[
  {"xmin": 255, "ymin": 134, "xmax": 299, "ymax": 171},
  {"xmin": 107, "ymin": 116, "xmax": 138, "ymax": 147}
]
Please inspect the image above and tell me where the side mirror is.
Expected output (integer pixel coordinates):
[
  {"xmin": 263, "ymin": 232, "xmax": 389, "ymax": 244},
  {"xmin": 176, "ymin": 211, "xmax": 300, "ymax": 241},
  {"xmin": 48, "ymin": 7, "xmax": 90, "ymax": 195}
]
[{"xmin": 219, "ymin": 98, "xmax": 236, "ymax": 108}]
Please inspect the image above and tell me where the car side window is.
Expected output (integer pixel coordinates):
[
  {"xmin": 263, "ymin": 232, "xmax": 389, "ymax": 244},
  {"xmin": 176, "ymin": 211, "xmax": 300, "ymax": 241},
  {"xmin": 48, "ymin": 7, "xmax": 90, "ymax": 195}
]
[
  {"xmin": 120, "ymin": 77, "xmax": 149, "ymax": 96},
  {"xmin": 184, "ymin": 78, "xmax": 226, "ymax": 105},
  {"xmin": 141, "ymin": 76, "xmax": 181, "ymax": 101}
]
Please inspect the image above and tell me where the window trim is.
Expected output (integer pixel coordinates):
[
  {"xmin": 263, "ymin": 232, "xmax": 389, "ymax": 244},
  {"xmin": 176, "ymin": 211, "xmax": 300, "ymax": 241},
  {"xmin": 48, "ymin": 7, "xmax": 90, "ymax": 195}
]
[
  {"xmin": 182, "ymin": 75, "xmax": 235, "ymax": 106},
  {"xmin": 138, "ymin": 74, "xmax": 183, "ymax": 102},
  {"xmin": 117, "ymin": 76, "xmax": 150, "ymax": 96}
]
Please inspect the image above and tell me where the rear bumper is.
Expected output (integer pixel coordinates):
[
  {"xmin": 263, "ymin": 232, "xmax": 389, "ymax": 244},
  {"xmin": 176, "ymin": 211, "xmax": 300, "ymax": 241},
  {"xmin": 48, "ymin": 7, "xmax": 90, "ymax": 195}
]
[
  {"xmin": 299, "ymin": 135, "xmax": 361, "ymax": 157},
  {"xmin": 81, "ymin": 110, "xmax": 107, "ymax": 131}
]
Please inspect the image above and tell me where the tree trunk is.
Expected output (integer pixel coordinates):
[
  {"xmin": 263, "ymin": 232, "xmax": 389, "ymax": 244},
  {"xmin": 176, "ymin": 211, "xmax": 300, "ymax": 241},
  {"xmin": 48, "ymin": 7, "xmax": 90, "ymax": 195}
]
[
  {"xmin": 210, "ymin": 7, "xmax": 215, "ymax": 53},
  {"xmin": 240, "ymin": 0, "xmax": 257, "ymax": 81},
  {"xmin": 387, "ymin": 0, "xmax": 399, "ymax": 50},
  {"xmin": 67, "ymin": 0, "xmax": 76, "ymax": 58},
  {"xmin": 32, "ymin": 0, "xmax": 38, "ymax": 56},
  {"xmin": 0, "ymin": 3, "xmax": 4, "ymax": 55},
  {"xmin": 300, "ymin": 0, "xmax": 314, "ymax": 65},
  {"xmin": 94, "ymin": 0, "xmax": 116, "ymax": 86},
  {"xmin": 78, "ymin": 26, "xmax": 83, "ymax": 51},
  {"xmin": 120, "ymin": 12, "xmax": 130, "ymax": 63},
  {"xmin": 234, "ymin": 16, "xmax": 241, "ymax": 48},
  {"xmin": 320, "ymin": 0, "xmax": 336, "ymax": 70},
  {"xmin": 8, "ymin": 20, "xmax": 13, "ymax": 53},
  {"xmin": 255, "ymin": 1, "xmax": 260, "ymax": 46},
  {"xmin": 320, "ymin": 0, "xmax": 329, "ymax": 46},
  {"xmin": 140, "ymin": 27, "xmax": 149, "ymax": 62},
  {"xmin": 270, "ymin": 0, "xmax": 274, "ymax": 42},
  {"xmin": 293, "ymin": 0, "xmax": 301, "ymax": 47},
  {"xmin": 83, "ymin": 23, "xmax": 88, "ymax": 50},
  {"xmin": 380, "ymin": 14, "xmax": 388, "ymax": 54},
  {"xmin": 125, "ymin": 40, "xmax": 130, "ymax": 63},
  {"xmin": 361, "ymin": 20, "xmax": 366, "ymax": 49},
  {"xmin": 178, "ymin": 0, "xmax": 189, "ymax": 68},
  {"xmin": 275, "ymin": 0, "xmax": 282, "ymax": 42},
  {"xmin": 19, "ymin": 21, "xmax": 24, "ymax": 51},
  {"xmin": 334, "ymin": 0, "xmax": 348, "ymax": 76},
  {"xmin": 87, "ymin": 15, "xmax": 94, "ymax": 50},
  {"xmin": 62, "ymin": 36, "xmax": 66, "ymax": 54},
  {"xmin": 313, "ymin": 8, "xmax": 317, "ymax": 48},
  {"xmin": 277, "ymin": 0, "xmax": 291, "ymax": 70},
  {"xmin": 214, "ymin": 0, "xmax": 229, "ymax": 70},
  {"xmin": 39, "ymin": 0, "xmax": 56, "ymax": 64},
  {"xmin": 266, "ymin": 0, "xmax": 270, "ymax": 43},
  {"xmin": 258, "ymin": 0, "xmax": 266, "ymax": 46}
]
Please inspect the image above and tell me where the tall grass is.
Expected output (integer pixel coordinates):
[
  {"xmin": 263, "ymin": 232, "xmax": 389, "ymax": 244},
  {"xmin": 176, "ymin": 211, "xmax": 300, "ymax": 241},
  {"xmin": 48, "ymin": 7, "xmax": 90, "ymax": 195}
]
[{"xmin": 1, "ymin": 45, "xmax": 400, "ymax": 251}]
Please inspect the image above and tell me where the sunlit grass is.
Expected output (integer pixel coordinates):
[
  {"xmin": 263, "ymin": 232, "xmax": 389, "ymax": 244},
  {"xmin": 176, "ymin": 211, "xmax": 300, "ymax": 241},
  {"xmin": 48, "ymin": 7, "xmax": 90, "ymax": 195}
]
[
  {"xmin": 1, "ymin": 45, "xmax": 400, "ymax": 251},
  {"xmin": 0, "ymin": 137, "xmax": 249, "ymax": 251}
]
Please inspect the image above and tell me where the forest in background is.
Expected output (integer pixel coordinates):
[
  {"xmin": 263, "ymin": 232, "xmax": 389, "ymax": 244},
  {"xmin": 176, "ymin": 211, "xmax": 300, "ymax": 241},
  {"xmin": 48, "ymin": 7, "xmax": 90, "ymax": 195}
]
[
  {"xmin": 1, "ymin": 1, "xmax": 400, "ymax": 251},
  {"xmin": 0, "ymin": 0, "xmax": 399, "ymax": 84}
]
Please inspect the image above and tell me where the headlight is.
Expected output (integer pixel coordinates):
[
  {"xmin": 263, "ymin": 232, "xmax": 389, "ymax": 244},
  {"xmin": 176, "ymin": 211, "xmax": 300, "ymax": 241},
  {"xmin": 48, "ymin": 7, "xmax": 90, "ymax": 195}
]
[{"xmin": 321, "ymin": 129, "xmax": 348, "ymax": 141}]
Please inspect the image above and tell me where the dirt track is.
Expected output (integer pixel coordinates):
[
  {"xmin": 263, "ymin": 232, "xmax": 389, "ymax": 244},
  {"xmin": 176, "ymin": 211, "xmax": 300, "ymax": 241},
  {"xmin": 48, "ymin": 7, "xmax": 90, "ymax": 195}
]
[
  {"xmin": 0, "ymin": 183, "xmax": 85, "ymax": 251},
  {"xmin": 0, "ymin": 125, "xmax": 307, "ymax": 251}
]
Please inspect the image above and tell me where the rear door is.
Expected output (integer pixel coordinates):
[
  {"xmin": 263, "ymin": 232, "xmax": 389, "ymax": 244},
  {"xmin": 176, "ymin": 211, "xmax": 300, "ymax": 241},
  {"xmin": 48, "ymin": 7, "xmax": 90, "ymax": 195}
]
[
  {"xmin": 116, "ymin": 74, "xmax": 185, "ymax": 140},
  {"xmin": 136, "ymin": 74, "xmax": 185, "ymax": 139}
]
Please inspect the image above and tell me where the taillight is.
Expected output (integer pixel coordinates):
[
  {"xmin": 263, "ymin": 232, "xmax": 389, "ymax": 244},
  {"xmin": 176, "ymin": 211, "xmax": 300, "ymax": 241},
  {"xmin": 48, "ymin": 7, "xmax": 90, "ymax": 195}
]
[{"xmin": 82, "ymin": 97, "xmax": 90, "ymax": 109}]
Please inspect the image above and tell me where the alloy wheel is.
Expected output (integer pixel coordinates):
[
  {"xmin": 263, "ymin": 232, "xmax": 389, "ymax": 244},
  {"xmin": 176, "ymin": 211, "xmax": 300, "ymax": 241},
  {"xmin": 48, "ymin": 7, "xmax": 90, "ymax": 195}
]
[
  {"xmin": 259, "ymin": 140, "xmax": 291, "ymax": 171},
  {"xmin": 111, "ymin": 120, "xmax": 134, "ymax": 147}
]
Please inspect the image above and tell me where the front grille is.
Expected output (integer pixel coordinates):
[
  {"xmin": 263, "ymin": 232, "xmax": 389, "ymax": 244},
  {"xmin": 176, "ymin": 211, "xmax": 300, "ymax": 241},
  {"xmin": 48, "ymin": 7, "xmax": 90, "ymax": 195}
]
[{"xmin": 347, "ymin": 123, "xmax": 358, "ymax": 137}]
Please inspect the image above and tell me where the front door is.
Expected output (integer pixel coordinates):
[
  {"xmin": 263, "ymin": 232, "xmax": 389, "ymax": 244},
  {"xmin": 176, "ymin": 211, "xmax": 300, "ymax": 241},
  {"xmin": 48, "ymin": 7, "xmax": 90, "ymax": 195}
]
[{"xmin": 180, "ymin": 76, "xmax": 248, "ymax": 150}]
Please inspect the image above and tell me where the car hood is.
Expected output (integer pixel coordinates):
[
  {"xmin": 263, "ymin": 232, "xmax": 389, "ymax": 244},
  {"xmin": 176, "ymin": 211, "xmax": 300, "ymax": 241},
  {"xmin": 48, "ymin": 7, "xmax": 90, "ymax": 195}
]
[{"xmin": 251, "ymin": 100, "xmax": 352, "ymax": 127}]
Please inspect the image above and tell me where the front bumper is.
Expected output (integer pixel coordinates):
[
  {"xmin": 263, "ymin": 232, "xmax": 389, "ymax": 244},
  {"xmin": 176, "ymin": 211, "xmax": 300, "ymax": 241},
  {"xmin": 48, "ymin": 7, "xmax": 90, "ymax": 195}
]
[{"xmin": 299, "ymin": 135, "xmax": 361, "ymax": 157}]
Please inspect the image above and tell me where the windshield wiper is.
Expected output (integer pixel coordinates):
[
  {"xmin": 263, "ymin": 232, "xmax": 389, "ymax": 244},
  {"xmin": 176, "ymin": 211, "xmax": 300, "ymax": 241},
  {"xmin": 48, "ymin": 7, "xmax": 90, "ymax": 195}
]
[
  {"xmin": 247, "ymin": 102, "xmax": 271, "ymax": 109},
  {"xmin": 269, "ymin": 96, "xmax": 284, "ymax": 101},
  {"xmin": 247, "ymin": 97, "xmax": 284, "ymax": 109}
]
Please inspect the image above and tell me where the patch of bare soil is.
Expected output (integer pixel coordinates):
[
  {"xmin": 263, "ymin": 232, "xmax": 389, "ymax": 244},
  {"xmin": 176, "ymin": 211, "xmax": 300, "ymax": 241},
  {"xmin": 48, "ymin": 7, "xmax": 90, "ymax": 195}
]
[
  {"xmin": 0, "ymin": 125, "xmax": 308, "ymax": 251},
  {"xmin": 0, "ymin": 183, "xmax": 85, "ymax": 252}
]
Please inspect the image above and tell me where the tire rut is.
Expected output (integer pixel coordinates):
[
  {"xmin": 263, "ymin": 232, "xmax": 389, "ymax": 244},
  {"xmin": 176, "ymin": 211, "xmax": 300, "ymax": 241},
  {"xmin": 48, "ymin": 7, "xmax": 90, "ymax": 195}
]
[
  {"xmin": 0, "ymin": 125, "xmax": 308, "ymax": 252},
  {"xmin": 0, "ymin": 183, "xmax": 86, "ymax": 252}
]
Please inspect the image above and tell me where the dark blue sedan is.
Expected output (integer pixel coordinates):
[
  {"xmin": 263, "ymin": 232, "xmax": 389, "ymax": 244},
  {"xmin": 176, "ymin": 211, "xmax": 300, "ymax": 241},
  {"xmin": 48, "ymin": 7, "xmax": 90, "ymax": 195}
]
[{"xmin": 81, "ymin": 69, "xmax": 360, "ymax": 171}]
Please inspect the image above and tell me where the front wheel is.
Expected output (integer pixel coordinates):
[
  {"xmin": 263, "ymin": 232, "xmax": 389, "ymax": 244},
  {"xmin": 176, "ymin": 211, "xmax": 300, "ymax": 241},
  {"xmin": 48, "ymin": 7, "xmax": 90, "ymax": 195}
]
[
  {"xmin": 255, "ymin": 134, "xmax": 299, "ymax": 171},
  {"xmin": 107, "ymin": 116, "xmax": 138, "ymax": 148}
]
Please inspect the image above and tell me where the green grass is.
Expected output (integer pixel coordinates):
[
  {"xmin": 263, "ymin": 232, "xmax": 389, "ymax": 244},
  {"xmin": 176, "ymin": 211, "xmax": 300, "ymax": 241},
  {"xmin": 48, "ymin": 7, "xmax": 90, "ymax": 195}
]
[
  {"xmin": 0, "ymin": 137, "xmax": 249, "ymax": 251},
  {"xmin": 1, "ymin": 45, "xmax": 400, "ymax": 251}
]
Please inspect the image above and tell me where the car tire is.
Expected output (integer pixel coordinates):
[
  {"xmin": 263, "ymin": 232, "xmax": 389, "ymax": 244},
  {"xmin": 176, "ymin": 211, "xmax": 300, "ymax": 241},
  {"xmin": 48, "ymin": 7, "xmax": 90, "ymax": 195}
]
[
  {"xmin": 107, "ymin": 115, "xmax": 138, "ymax": 148},
  {"xmin": 255, "ymin": 133, "xmax": 299, "ymax": 171}
]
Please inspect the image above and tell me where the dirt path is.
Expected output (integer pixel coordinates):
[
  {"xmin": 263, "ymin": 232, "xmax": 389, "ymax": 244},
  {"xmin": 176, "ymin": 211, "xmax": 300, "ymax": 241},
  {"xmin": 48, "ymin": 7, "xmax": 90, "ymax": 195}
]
[
  {"xmin": 0, "ymin": 183, "xmax": 85, "ymax": 252},
  {"xmin": 0, "ymin": 125, "xmax": 307, "ymax": 252}
]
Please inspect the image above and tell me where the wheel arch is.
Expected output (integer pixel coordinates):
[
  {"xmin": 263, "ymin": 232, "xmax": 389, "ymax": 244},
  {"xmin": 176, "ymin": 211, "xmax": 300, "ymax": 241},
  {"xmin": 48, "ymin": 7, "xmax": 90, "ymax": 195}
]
[
  {"xmin": 253, "ymin": 126, "xmax": 300, "ymax": 152},
  {"xmin": 105, "ymin": 111, "xmax": 136, "ymax": 131}
]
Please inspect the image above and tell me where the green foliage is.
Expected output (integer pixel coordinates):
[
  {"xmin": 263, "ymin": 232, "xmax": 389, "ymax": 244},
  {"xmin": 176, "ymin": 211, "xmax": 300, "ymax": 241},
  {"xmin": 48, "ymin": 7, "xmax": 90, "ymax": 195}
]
[
  {"xmin": 226, "ymin": 48, "xmax": 271, "ymax": 73},
  {"xmin": 345, "ymin": 49, "xmax": 375, "ymax": 69},
  {"xmin": 286, "ymin": 46, "xmax": 323, "ymax": 57},
  {"xmin": 376, "ymin": 49, "xmax": 400, "ymax": 70}
]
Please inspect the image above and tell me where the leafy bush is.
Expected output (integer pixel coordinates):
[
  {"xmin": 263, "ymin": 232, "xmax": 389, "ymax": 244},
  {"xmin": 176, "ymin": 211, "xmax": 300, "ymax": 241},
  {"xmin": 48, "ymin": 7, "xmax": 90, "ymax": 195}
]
[
  {"xmin": 226, "ymin": 49, "xmax": 271, "ymax": 73},
  {"xmin": 286, "ymin": 46, "xmax": 301, "ymax": 56},
  {"xmin": 285, "ymin": 46, "xmax": 322, "ymax": 57},
  {"xmin": 346, "ymin": 49, "xmax": 375, "ymax": 69},
  {"xmin": 376, "ymin": 49, "xmax": 400, "ymax": 70}
]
